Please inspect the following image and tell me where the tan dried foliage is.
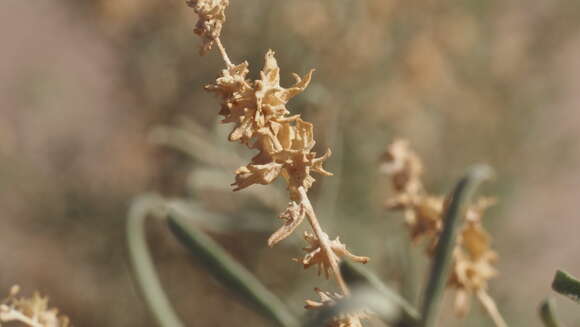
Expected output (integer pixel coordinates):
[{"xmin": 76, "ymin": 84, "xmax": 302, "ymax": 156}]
[
  {"xmin": 380, "ymin": 139, "xmax": 501, "ymax": 318},
  {"xmin": 186, "ymin": 0, "xmax": 229, "ymax": 54},
  {"xmin": 305, "ymin": 288, "xmax": 370, "ymax": 327},
  {"xmin": 206, "ymin": 50, "xmax": 332, "ymax": 202},
  {"xmin": 379, "ymin": 139, "xmax": 423, "ymax": 197},
  {"xmin": 297, "ymin": 232, "xmax": 369, "ymax": 279},
  {"xmin": 267, "ymin": 201, "xmax": 305, "ymax": 247},
  {"xmin": 450, "ymin": 198, "xmax": 498, "ymax": 316},
  {"xmin": 0, "ymin": 286, "xmax": 70, "ymax": 327},
  {"xmin": 200, "ymin": 39, "xmax": 367, "ymax": 291},
  {"xmin": 191, "ymin": 3, "xmax": 369, "ymax": 320}
]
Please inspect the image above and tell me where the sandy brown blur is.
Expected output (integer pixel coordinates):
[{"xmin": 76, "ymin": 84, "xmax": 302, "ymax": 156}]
[{"xmin": 1, "ymin": 0, "xmax": 580, "ymax": 326}]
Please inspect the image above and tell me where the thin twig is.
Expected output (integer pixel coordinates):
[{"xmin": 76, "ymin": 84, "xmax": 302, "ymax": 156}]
[
  {"xmin": 215, "ymin": 37, "xmax": 233, "ymax": 67},
  {"xmin": 298, "ymin": 186, "xmax": 349, "ymax": 295}
]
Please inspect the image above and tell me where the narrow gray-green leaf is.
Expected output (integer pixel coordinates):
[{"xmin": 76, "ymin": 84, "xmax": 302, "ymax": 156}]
[
  {"xmin": 166, "ymin": 204, "xmax": 299, "ymax": 327},
  {"xmin": 552, "ymin": 270, "xmax": 580, "ymax": 304},
  {"xmin": 127, "ymin": 194, "xmax": 184, "ymax": 327},
  {"xmin": 340, "ymin": 261, "xmax": 419, "ymax": 324},
  {"xmin": 539, "ymin": 298, "xmax": 563, "ymax": 327},
  {"xmin": 419, "ymin": 165, "xmax": 493, "ymax": 327}
]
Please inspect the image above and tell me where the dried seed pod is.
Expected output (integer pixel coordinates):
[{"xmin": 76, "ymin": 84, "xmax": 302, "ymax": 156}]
[
  {"xmin": 206, "ymin": 51, "xmax": 332, "ymax": 200},
  {"xmin": 268, "ymin": 202, "xmax": 306, "ymax": 247},
  {"xmin": 186, "ymin": 0, "xmax": 229, "ymax": 54},
  {"xmin": 298, "ymin": 232, "xmax": 369, "ymax": 279},
  {"xmin": 305, "ymin": 288, "xmax": 370, "ymax": 327},
  {"xmin": 380, "ymin": 139, "xmax": 502, "ymax": 320},
  {"xmin": 0, "ymin": 287, "xmax": 70, "ymax": 327}
]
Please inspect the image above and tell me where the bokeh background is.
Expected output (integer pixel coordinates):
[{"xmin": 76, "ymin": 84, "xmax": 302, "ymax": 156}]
[{"xmin": 1, "ymin": 0, "xmax": 580, "ymax": 326}]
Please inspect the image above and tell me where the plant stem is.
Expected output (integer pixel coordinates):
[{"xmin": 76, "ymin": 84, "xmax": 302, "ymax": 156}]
[
  {"xmin": 477, "ymin": 290, "xmax": 508, "ymax": 327},
  {"xmin": 340, "ymin": 260, "xmax": 420, "ymax": 324},
  {"xmin": 539, "ymin": 298, "xmax": 563, "ymax": 327},
  {"xmin": 166, "ymin": 204, "xmax": 299, "ymax": 327},
  {"xmin": 552, "ymin": 270, "xmax": 580, "ymax": 303},
  {"xmin": 298, "ymin": 186, "xmax": 349, "ymax": 295},
  {"xmin": 215, "ymin": 37, "xmax": 233, "ymax": 67},
  {"xmin": 127, "ymin": 194, "xmax": 184, "ymax": 327},
  {"xmin": 419, "ymin": 165, "xmax": 493, "ymax": 327},
  {"xmin": 302, "ymin": 287, "xmax": 399, "ymax": 327}
]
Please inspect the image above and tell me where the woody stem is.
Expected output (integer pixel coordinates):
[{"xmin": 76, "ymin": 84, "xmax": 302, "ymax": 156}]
[{"xmin": 298, "ymin": 186, "xmax": 350, "ymax": 295}]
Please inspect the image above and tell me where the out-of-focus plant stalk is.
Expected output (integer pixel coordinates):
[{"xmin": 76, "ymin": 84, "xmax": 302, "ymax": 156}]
[
  {"xmin": 166, "ymin": 203, "xmax": 299, "ymax": 327},
  {"xmin": 127, "ymin": 194, "xmax": 184, "ymax": 327},
  {"xmin": 340, "ymin": 260, "xmax": 419, "ymax": 324},
  {"xmin": 419, "ymin": 165, "xmax": 494, "ymax": 327},
  {"xmin": 302, "ymin": 287, "xmax": 398, "ymax": 327},
  {"xmin": 552, "ymin": 270, "xmax": 580, "ymax": 304},
  {"xmin": 539, "ymin": 298, "xmax": 563, "ymax": 327}
]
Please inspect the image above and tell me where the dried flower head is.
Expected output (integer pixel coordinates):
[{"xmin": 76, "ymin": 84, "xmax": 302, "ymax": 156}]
[
  {"xmin": 186, "ymin": 0, "xmax": 229, "ymax": 54},
  {"xmin": 0, "ymin": 286, "xmax": 70, "ymax": 327},
  {"xmin": 450, "ymin": 202, "xmax": 498, "ymax": 317},
  {"xmin": 405, "ymin": 195, "xmax": 444, "ymax": 245},
  {"xmin": 196, "ymin": 6, "xmax": 368, "ymax": 308},
  {"xmin": 305, "ymin": 288, "xmax": 370, "ymax": 327},
  {"xmin": 379, "ymin": 138, "xmax": 423, "ymax": 196},
  {"xmin": 268, "ymin": 201, "xmax": 306, "ymax": 247},
  {"xmin": 206, "ymin": 50, "xmax": 332, "ymax": 201},
  {"xmin": 380, "ymin": 139, "xmax": 503, "ymax": 322},
  {"xmin": 297, "ymin": 231, "xmax": 369, "ymax": 279}
]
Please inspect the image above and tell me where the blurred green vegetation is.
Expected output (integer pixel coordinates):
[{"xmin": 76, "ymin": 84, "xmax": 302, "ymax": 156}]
[{"xmin": 1, "ymin": 0, "xmax": 580, "ymax": 326}]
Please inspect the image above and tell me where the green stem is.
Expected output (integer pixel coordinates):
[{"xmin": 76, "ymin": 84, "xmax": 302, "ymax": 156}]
[
  {"xmin": 539, "ymin": 298, "xmax": 563, "ymax": 327},
  {"xmin": 127, "ymin": 194, "xmax": 184, "ymax": 327},
  {"xmin": 552, "ymin": 270, "xmax": 580, "ymax": 304},
  {"xmin": 166, "ymin": 203, "xmax": 299, "ymax": 327},
  {"xmin": 419, "ymin": 165, "xmax": 493, "ymax": 327}
]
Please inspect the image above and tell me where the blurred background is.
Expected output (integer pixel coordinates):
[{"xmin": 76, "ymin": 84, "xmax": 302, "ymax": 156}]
[{"xmin": 1, "ymin": 0, "xmax": 580, "ymax": 326}]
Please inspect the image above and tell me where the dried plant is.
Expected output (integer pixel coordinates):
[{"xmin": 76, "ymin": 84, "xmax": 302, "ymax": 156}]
[
  {"xmin": 380, "ymin": 139, "xmax": 506, "ymax": 327},
  {"xmin": 124, "ymin": 2, "xmax": 580, "ymax": 327},
  {"xmin": 0, "ymin": 286, "xmax": 70, "ymax": 327},
  {"xmin": 304, "ymin": 288, "xmax": 371, "ymax": 327},
  {"xmin": 186, "ymin": 0, "xmax": 369, "ymax": 324}
]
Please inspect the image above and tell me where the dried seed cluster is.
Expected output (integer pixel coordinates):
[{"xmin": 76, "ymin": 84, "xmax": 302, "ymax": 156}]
[
  {"xmin": 380, "ymin": 139, "xmax": 501, "ymax": 319},
  {"xmin": 298, "ymin": 232, "xmax": 369, "ymax": 279},
  {"xmin": 0, "ymin": 285, "xmax": 70, "ymax": 327},
  {"xmin": 305, "ymin": 288, "xmax": 371, "ymax": 327},
  {"xmin": 205, "ymin": 51, "xmax": 333, "ymax": 202},
  {"xmin": 187, "ymin": 2, "xmax": 369, "ymax": 325},
  {"xmin": 186, "ymin": 0, "xmax": 229, "ymax": 55}
]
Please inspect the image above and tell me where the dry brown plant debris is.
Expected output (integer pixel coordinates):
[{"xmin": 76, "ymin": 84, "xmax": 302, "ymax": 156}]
[
  {"xmin": 305, "ymin": 288, "xmax": 371, "ymax": 327},
  {"xmin": 380, "ymin": 139, "xmax": 507, "ymax": 327},
  {"xmin": 187, "ymin": 1, "xmax": 369, "ymax": 325},
  {"xmin": 186, "ymin": 0, "xmax": 229, "ymax": 55},
  {"xmin": 0, "ymin": 286, "xmax": 70, "ymax": 327}
]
